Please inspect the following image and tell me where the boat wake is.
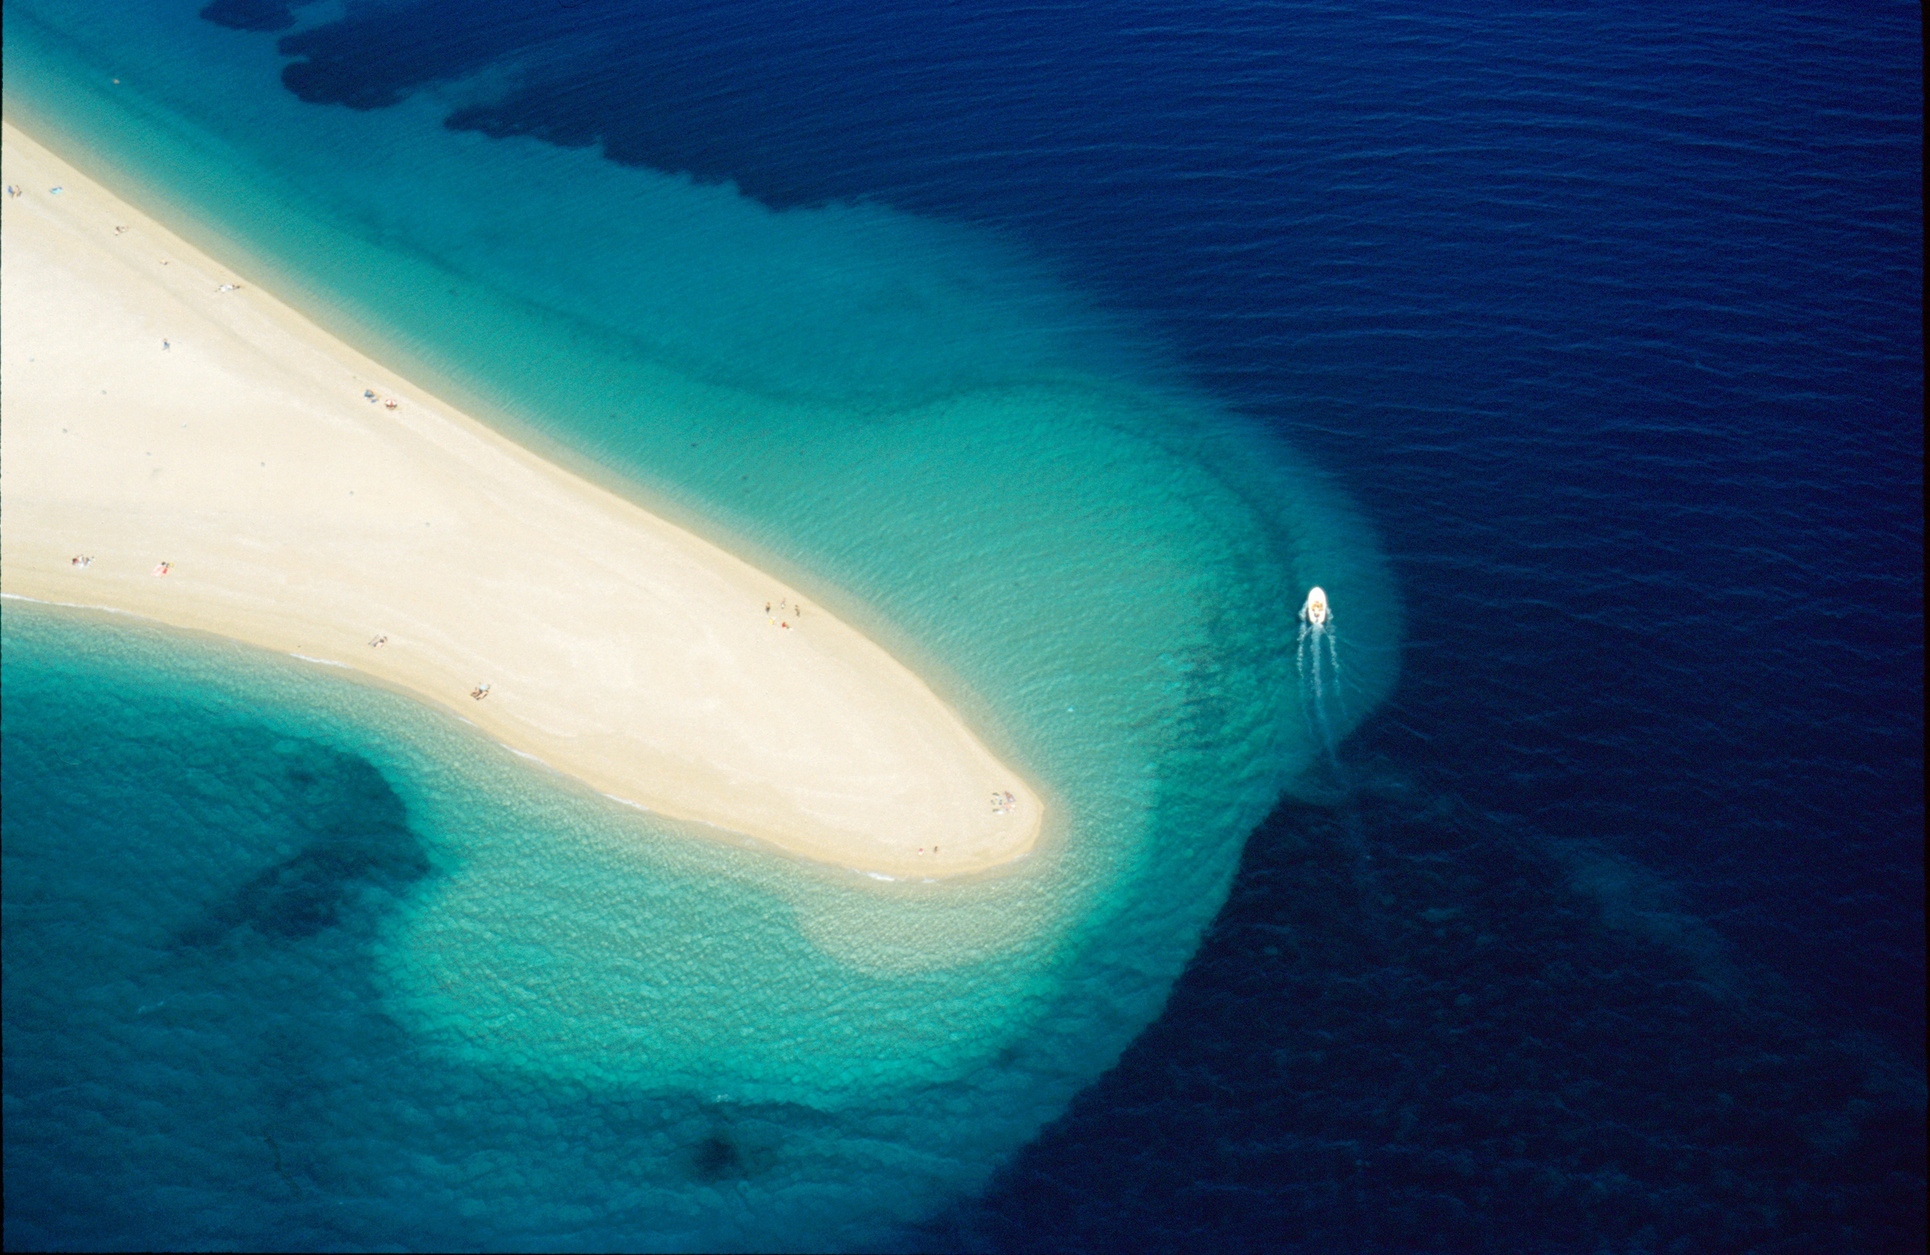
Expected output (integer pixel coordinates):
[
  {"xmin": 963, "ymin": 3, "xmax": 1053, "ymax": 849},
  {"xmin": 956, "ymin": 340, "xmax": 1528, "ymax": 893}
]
[{"xmin": 1296, "ymin": 586, "xmax": 1345, "ymax": 759}]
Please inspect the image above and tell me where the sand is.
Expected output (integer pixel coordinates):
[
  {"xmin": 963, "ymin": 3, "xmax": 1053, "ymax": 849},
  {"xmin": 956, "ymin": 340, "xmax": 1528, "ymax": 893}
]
[{"xmin": 0, "ymin": 122, "xmax": 1041, "ymax": 879}]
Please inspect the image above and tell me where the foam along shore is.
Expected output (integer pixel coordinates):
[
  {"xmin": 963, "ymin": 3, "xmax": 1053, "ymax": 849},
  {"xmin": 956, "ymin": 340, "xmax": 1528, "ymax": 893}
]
[{"xmin": 0, "ymin": 123, "xmax": 1041, "ymax": 878}]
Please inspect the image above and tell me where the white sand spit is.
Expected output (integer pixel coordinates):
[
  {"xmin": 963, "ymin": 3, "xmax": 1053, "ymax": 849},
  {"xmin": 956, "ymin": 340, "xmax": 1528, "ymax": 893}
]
[{"xmin": 1, "ymin": 122, "xmax": 1041, "ymax": 878}]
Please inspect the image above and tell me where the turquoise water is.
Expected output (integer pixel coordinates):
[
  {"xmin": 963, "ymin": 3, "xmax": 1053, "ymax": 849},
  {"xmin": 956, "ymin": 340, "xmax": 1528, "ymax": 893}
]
[{"xmin": 4, "ymin": 2, "xmax": 1398, "ymax": 1247}]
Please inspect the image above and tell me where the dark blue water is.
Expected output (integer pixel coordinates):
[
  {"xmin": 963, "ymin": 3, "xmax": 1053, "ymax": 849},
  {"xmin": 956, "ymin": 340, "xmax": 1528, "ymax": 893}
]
[{"xmin": 15, "ymin": 0, "xmax": 1925, "ymax": 1249}]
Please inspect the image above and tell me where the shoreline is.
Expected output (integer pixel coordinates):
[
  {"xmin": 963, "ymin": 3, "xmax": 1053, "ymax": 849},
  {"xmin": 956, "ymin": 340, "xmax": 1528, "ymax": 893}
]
[{"xmin": 0, "ymin": 121, "xmax": 1043, "ymax": 879}]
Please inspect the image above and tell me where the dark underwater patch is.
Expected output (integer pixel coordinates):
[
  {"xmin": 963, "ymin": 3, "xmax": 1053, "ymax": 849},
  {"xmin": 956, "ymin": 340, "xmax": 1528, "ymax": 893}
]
[
  {"xmin": 235, "ymin": 0, "xmax": 1190, "ymax": 215},
  {"xmin": 177, "ymin": 742, "xmax": 430, "ymax": 949},
  {"xmin": 199, "ymin": 0, "xmax": 312, "ymax": 34},
  {"xmin": 691, "ymin": 1130, "xmax": 744, "ymax": 1181},
  {"xmin": 938, "ymin": 762, "xmax": 1925, "ymax": 1253}
]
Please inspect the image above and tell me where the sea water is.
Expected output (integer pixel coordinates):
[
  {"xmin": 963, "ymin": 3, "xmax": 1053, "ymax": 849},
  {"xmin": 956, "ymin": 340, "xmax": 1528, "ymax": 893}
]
[{"xmin": 3, "ymin": 2, "xmax": 1400, "ymax": 1248}]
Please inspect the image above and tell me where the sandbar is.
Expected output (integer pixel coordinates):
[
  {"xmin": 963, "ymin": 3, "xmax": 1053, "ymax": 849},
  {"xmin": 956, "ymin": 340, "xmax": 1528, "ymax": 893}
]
[{"xmin": 0, "ymin": 122, "xmax": 1041, "ymax": 878}]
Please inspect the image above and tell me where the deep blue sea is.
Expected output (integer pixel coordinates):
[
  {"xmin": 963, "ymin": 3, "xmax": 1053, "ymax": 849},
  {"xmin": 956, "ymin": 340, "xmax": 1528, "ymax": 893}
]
[{"xmin": 4, "ymin": 1, "xmax": 1922, "ymax": 1251}]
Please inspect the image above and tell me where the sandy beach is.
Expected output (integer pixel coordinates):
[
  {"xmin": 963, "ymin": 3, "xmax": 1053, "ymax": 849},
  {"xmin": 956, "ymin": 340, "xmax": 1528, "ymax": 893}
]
[{"xmin": 0, "ymin": 122, "xmax": 1040, "ymax": 879}]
